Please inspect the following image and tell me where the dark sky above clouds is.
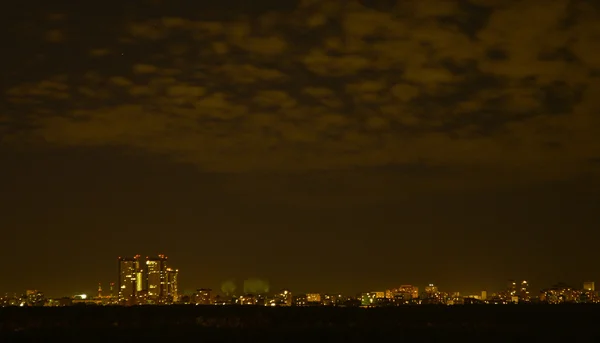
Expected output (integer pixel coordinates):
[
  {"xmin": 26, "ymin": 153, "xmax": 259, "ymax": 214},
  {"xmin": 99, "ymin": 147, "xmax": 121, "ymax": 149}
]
[{"xmin": 1, "ymin": 0, "xmax": 599, "ymax": 297}]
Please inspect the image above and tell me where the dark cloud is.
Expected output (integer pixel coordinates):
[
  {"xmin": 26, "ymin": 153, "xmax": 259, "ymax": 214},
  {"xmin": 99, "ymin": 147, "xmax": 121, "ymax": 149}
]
[{"xmin": 3, "ymin": 0, "xmax": 600, "ymax": 188}]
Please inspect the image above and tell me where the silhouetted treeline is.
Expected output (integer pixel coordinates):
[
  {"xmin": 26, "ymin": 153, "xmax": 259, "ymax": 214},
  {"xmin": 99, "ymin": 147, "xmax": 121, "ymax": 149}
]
[{"xmin": 1, "ymin": 305, "xmax": 600, "ymax": 341}]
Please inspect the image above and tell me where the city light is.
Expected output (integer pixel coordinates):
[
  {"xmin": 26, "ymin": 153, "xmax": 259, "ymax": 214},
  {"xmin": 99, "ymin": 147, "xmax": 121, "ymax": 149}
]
[{"xmin": 2, "ymin": 256, "xmax": 599, "ymax": 307}]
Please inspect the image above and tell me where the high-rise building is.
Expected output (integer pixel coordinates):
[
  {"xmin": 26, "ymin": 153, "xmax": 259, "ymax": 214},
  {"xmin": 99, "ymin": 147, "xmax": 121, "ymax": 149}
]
[
  {"xmin": 166, "ymin": 268, "xmax": 179, "ymax": 303},
  {"xmin": 118, "ymin": 255, "xmax": 142, "ymax": 302},
  {"xmin": 118, "ymin": 254, "xmax": 179, "ymax": 304},
  {"xmin": 146, "ymin": 255, "xmax": 168, "ymax": 302},
  {"xmin": 519, "ymin": 280, "xmax": 530, "ymax": 302},
  {"xmin": 584, "ymin": 281, "xmax": 595, "ymax": 292},
  {"xmin": 507, "ymin": 280, "xmax": 517, "ymax": 297}
]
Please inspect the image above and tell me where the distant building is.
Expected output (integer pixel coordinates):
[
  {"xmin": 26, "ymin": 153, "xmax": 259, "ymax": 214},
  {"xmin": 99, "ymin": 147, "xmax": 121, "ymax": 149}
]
[
  {"xmin": 23, "ymin": 290, "xmax": 45, "ymax": 306},
  {"xmin": 293, "ymin": 294, "xmax": 307, "ymax": 306},
  {"xmin": 118, "ymin": 254, "xmax": 179, "ymax": 304},
  {"xmin": 146, "ymin": 255, "xmax": 168, "ymax": 302},
  {"xmin": 238, "ymin": 294, "xmax": 256, "ymax": 305},
  {"xmin": 507, "ymin": 280, "xmax": 517, "ymax": 298},
  {"xmin": 519, "ymin": 281, "xmax": 530, "ymax": 302},
  {"xmin": 194, "ymin": 289, "xmax": 212, "ymax": 305},
  {"xmin": 584, "ymin": 281, "xmax": 595, "ymax": 292},
  {"xmin": 109, "ymin": 282, "xmax": 116, "ymax": 298},
  {"xmin": 46, "ymin": 297, "xmax": 72, "ymax": 307},
  {"xmin": 275, "ymin": 289, "xmax": 292, "ymax": 306},
  {"xmin": 540, "ymin": 283, "xmax": 579, "ymax": 304},
  {"xmin": 422, "ymin": 284, "xmax": 443, "ymax": 304},
  {"xmin": 118, "ymin": 255, "xmax": 142, "ymax": 303},
  {"xmin": 386, "ymin": 285, "xmax": 419, "ymax": 302},
  {"xmin": 306, "ymin": 293, "xmax": 321, "ymax": 303},
  {"xmin": 321, "ymin": 294, "xmax": 339, "ymax": 306},
  {"xmin": 361, "ymin": 292, "xmax": 379, "ymax": 306},
  {"xmin": 166, "ymin": 268, "xmax": 178, "ymax": 303},
  {"xmin": 425, "ymin": 284, "xmax": 438, "ymax": 295}
]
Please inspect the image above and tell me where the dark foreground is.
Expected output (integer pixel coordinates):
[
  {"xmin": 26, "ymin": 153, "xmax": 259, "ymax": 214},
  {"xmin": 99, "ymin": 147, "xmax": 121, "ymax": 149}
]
[{"xmin": 1, "ymin": 305, "xmax": 600, "ymax": 342}]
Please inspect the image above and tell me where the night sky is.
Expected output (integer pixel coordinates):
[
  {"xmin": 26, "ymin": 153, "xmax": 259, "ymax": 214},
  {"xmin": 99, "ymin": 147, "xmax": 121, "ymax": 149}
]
[{"xmin": 2, "ymin": 0, "xmax": 599, "ymax": 297}]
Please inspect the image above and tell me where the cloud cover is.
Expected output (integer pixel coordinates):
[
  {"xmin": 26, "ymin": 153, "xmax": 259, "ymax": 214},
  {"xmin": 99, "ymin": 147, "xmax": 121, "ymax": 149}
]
[{"xmin": 4, "ymin": 0, "xmax": 600, "ymax": 187}]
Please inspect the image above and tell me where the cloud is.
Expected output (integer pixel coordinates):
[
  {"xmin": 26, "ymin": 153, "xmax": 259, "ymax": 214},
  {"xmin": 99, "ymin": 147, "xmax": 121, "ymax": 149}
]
[
  {"xmin": 253, "ymin": 90, "xmax": 297, "ymax": 109},
  {"xmin": 133, "ymin": 64, "xmax": 159, "ymax": 74},
  {"xmin": 109, "ymin": 76, "xmax": 133, "ymax": 87},
  {"xmin": 302, "ymin": 49, "xmax": 371, "ymax": 76},
  {"xmin": 45, "ymin": 29, "xmax": 66, "ymax": 43},
  {"xmin": 4, "ymin": 0, "xmax": 600, "ymax": 188},
  {"xmin": 46, "ymin": 13, "xmax": 67, "ymax": 21},
  {"xmin": 218, "ymin": 64, "xmax": 287, "ymax": 83},
  {"xmin": 6, "ymin": 78, "xmax": 70, "ymax": 102},
  {"xmin": 236, "ymin": 36, "xmax": 287, "ymax": 55},
  {"xmin": 89, "ymin": 49, "xmax": 111, "ymax": 57}
]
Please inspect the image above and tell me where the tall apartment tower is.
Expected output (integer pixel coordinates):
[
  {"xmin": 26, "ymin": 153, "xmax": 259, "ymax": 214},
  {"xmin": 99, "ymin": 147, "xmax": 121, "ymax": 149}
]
[
  {"xmin": 118, "ymin": 254, "xmax": 180, "ymax": 304},
  {"xmin": 507, "ymin": 280, "xmax": 517, "ymax": 297},
  {"xmin": 146, "ymin": 254, "xmax": 168, "ymax": 302},
  {"xmin": 166, "ymin": 268, "xmax": 179, "ymax": 303},
  {"xmin": 117, "ymin": 255, "xmax": 142, "ymax": 302},
  {"xmin": 519, "ymin": 280, "xmax": 530, "ymax": 301}
]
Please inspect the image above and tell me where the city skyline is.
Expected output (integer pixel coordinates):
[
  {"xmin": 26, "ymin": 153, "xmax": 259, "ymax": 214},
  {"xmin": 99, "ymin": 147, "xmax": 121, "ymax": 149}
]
[
  {"xmin": 4, "ymin": 274, "xmax": 598, "ymax": 307},
  {"xmin": 3, "ymin": 0, "xmax": 600, "ymax": 297},
  {"xmin": 3, "ymin": 253, "xmax": 598, "ymax": 299},
  {"xmin": 117, "ymin": 254, "xmax": 179, "ymax": 304}
]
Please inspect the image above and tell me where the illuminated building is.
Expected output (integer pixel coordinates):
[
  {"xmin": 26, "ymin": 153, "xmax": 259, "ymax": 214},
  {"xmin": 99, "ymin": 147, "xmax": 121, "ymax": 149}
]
[
  {"xmin": 386, "ymin": 285, "xmax": 419, "ymax": 303},
  {"xmin": 214, "ymin": 295, "xmax": 229, "ymax": 306},
  {"xmin": 507, "ymin": 280, "xmax": 517, "ymax": 298},
  {"xmin": 23, "ymin": 290, "xmax": 45, "ymax": 307},
  {"xmin": 583, "ymin": 281, "xmax": 596, "ymax": 303},
  {"xmin": 45, "ymin": 297, "xmax": 71, "ymax": 307},
  {"xmin": 322, "ymin": 294, "xmax": 339, "ymax": 306},
  {"xmin": 1, "ymin": 293, "xmax": 19, "ymax": 307},
  {"xmin": 238, "ymin": 294, "xmax": 256, "ymax": 305},
  {"xmin": 540, "ymin": 283, "xmax": 579, "ymax": 304},
  {"xmin": 118, "ymin": 255, "xmax": 142, "ymax": 303},
  {"xmin": 425, "ymin": 284, "xmax": 438, "ymax": 294},
  {"xmin": 293, "ymin": 294, "xmax": 307, "ymax": 306},
  {"xmin": 448, "ymin": 292, "xmax": 463, "ymax": 305},
  {"xmin": 306, "ymin": 293, "xmax": 321, "ymax": 303},
  {"xmin": 519, "ymin": 281, "xmax": 530, "ymax": 302},
  {"xmin": 361, "ymin": 292, "xmax": 378, "ymax": 306},
  {"xmin": 166, "ymin": 268, "xmax": 179, "ymax": 303},
  {"xmin": 118, "ymin": 254, "xmax": 179, "ymax": 304},
  {"xmin": 422, "ymin": 284, "xmax": 443, "ymax": 304},
  {"xmin": 507, "ymin": 280, "xmax": 517, "ymax": 297},
  {"xmin": 194, "ymin": 289, "xmax": 212, "ymax": 305},
  {"xmin": 481, "ymin": 290, "xmax": 487, "ymax": 300},
  {"xmin": 146, "ymin": 255, "xmax": 168, "ymax": 302},
  {"xmin": 275, "ymin": 289, "xmax": 292, "ymax": 306}
]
